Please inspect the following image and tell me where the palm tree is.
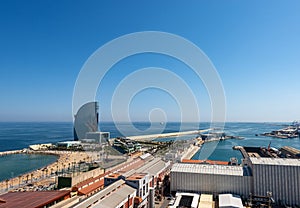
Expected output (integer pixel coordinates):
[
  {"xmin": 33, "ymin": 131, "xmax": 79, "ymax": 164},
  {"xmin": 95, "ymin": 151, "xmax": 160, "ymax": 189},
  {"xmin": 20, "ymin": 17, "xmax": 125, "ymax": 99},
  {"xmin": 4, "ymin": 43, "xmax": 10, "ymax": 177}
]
[
  {"xmin": 31, "ymin": 173, "xmax": 34, "ymax": 183},
  {"xmin": 26, "ymin": 175, "xmax": 29, "ymax": 183},
  {"xmin": 18, "ymin": 176, "xmax": 21, "ymax": 187},
  {"xmin": 5, "ymin": 179, "xmax": 9, "ymax": 190}
]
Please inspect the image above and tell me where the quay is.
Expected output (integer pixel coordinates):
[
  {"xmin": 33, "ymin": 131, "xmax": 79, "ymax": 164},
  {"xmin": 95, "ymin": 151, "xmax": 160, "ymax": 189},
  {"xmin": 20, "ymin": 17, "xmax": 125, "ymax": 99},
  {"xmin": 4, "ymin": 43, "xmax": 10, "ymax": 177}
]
[
  {"xmin": 126, "ymin": 129, "xmax": 211, "ymax": 141},
  {"xmin": 181, "ymin": 145, "xmax": 201, "ymax": 160}
]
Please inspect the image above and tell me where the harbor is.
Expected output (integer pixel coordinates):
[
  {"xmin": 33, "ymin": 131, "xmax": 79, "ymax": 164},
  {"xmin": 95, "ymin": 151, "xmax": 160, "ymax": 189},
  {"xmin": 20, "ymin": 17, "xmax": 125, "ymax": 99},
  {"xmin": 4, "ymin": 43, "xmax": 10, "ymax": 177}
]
[{"xmin": 260, "ymin": 122, "xmax": 300, "ymax": 139}]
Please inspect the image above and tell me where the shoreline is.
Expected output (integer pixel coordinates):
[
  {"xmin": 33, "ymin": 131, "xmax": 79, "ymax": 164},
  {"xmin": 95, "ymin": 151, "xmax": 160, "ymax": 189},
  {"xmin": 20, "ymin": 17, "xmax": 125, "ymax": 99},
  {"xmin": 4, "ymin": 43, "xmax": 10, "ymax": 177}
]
[
  {"xmin": 0, "ymin": 151, "xmax": 59, "ymax": 181},
  {"xmin": 0, "ymin": 150, "xmax": 94, "ymax": 193}
]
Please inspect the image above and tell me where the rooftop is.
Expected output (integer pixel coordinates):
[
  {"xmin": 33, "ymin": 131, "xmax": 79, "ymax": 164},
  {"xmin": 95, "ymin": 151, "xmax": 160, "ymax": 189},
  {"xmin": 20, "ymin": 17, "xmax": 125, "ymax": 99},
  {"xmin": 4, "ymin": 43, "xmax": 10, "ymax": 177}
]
[
  {"xmin": 219, "ymin": 194, "xmax": 243, "ymax": 208},
  {"xmin": 0, "ymin": 191, "xmax": 70, "ymax": 208},
  {"xmin": 94, "ymin": 184, "xmax": 135, "ymax": 208},
  {"xmin": 126, "ymin": 173, "xmax": 148, "ymax": 181},
  {"xmin": 73, "ymin": 180, "xmax": 136, "ymax": 208},
  {"xmin": 250, "ymin": 157, "xmax": 300, "ymax": 166},
  {"xmin": 171, "ymin": 163, "xmax": 244, "ymax": 176}
]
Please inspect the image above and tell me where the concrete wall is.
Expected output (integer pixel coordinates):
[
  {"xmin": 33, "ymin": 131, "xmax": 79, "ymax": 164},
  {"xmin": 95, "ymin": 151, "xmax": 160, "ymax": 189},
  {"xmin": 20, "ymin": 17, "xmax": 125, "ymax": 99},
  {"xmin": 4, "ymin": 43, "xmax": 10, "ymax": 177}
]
[
  {"xmin": 170, "ymin": 171, "xmax": 252, "ymax": 198},
  {"xmin": 72, "ymin": 167, "xmax": 104, "ymax": 186}
]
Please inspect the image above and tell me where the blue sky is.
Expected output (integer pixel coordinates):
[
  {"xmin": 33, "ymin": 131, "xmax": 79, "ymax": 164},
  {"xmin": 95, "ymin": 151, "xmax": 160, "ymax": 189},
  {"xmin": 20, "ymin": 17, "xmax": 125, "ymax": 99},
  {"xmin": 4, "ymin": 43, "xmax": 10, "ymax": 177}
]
[{"xmin": 0, "ymin": 0, "xmax": 299, "ymax": 122}]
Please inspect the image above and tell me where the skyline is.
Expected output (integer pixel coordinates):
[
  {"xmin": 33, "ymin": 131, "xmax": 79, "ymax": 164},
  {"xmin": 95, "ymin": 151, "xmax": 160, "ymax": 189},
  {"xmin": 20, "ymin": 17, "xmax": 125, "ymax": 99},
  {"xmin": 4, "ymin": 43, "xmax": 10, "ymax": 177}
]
[{"xmin": 0, "ymin": 1, "xmax": 300, "ymax": 122}]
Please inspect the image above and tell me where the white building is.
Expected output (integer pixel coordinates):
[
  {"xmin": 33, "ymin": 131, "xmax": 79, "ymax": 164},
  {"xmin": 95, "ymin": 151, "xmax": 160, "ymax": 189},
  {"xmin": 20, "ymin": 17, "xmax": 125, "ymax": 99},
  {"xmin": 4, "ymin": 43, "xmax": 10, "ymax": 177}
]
[
  {"xmin": 219, "ymin": 194, "xmax": 243, "ymax": 208},
  {"xmin": 249, "ymin": 157, "xmax": 300, "ymax": 206},
  {"xmin": 85, "ymin": 132, "xmax": 110, "ymax": 143},
  {"xmin": 170, "ymin": 163, "xmax": 252, "ymax": 198}
]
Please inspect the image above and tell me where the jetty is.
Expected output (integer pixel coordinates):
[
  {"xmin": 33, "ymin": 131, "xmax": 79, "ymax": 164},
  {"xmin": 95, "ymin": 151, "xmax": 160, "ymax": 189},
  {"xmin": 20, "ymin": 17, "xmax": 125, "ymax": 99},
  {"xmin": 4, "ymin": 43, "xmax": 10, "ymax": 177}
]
[{"xmin": 126, "ymin": 129, "xmax": 211, "ymax": 141}]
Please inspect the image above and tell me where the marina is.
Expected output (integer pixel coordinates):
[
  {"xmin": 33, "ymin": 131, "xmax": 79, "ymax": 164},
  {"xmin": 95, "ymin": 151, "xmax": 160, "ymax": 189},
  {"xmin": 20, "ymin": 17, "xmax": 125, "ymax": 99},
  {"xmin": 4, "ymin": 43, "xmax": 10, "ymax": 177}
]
[{"xmin": 260, "ymin": 122, "xmax": 300, "ymax": 139}]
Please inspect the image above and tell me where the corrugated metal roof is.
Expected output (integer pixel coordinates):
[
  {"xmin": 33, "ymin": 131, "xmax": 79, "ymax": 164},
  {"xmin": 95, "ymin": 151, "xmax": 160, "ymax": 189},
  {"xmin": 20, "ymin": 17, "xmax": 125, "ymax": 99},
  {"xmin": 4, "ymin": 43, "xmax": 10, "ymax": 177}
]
[
  {"xmin": 123, "ymin": 158, "xmax": 167, "ymax": 178},
  {"xmin": 250, "ymin": 157, "xmax": 300, "ymax": 166},
  {"xmin": 94, "ymin": 184, "xmax": 135, "ymax": 208},
  {"xmin": 0, "ymin": 191, "xmax": 70, "ymax": 208},
  {"xmin": 171, "ymin": 163, "xmax": 244, "ymax": 176},
  {"xmin": 73, "ymin": 180, "xmax": 127, "ymax": 208},
  {"xmin": 136, "ymin": 158, "xmax": 166, "ymax": 176}
]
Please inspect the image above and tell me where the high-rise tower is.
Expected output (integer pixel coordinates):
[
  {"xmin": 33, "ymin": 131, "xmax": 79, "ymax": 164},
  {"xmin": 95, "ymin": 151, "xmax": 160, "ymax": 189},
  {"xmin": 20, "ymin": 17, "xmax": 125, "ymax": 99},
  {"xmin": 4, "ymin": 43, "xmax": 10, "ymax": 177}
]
[{"xmin": 73, "ymin": 101, "xmax": 99, "ymax": 141}]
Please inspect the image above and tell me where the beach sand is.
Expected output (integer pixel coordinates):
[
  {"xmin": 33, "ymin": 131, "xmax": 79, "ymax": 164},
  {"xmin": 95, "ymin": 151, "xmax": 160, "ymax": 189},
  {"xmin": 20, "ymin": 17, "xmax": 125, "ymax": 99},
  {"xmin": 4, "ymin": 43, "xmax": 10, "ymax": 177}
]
[{"xmin": 0, "ymin": 150, "xmax": 99, "ymax": 192}]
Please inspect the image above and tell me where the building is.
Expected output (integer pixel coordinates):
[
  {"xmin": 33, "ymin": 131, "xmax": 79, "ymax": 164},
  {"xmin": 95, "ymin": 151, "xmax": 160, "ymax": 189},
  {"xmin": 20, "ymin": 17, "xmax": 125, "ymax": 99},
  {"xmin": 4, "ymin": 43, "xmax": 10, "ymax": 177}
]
[
  {"xmin": 56, "ymin": 141, "xmax": 82, "ymax": 150},
  {"xmin": 198, "ymin": 194, "xmax": 214, "ymax": 208},
  {"xmin": 72, "ymin": 180, "xmax": 136, "ymax": 208},
  {"xmin": 85, "ymin": 132, "xmax": 110, "ymax": 143},
  {"xmin": 74, "ymin": 101, "xmax": 99, "ymax": 141},
  {"xmin": 126, "ymin": 173, "xmax": 150, "ymax": 206},
  {"xmin": 249, "ymin": 157, "xmax": 300, "ymax": 206},
  {"xmin": 0, "ymin": 190, "xmax": 70, "ymax": 208},
  {"xmin": 219, "ymin": 194, "xmax": 243, "ymax": 208},
  {"xmin": 170, "ymin": 192, "xmax": 200, "ymax": 208},
  {"xmin": 29, "ymin": 143, "xmax": 54, "ymax": 151},
  {"xmin": 170, "ymin": 163, "xmax": 252, "ymax": 198}
]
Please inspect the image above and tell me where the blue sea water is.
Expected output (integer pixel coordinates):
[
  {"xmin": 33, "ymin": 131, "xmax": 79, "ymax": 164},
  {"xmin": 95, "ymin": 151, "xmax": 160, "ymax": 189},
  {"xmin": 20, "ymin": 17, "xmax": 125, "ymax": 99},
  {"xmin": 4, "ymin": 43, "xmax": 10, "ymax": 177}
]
[
  {"xmin": 0, "ymin": 154, "xmax": 58, "ymax": 181},
  {"xmin": 0, "ymin": 122, "xmax": 299, "ymax": 181}
]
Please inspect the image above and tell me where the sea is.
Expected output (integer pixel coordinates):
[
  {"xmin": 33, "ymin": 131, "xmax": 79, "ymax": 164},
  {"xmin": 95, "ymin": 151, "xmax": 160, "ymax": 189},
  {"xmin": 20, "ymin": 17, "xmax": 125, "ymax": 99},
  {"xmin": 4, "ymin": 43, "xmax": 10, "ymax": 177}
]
[{"xmin": 0, "ymin": 122, "xmax": 299, "ymax": 181}]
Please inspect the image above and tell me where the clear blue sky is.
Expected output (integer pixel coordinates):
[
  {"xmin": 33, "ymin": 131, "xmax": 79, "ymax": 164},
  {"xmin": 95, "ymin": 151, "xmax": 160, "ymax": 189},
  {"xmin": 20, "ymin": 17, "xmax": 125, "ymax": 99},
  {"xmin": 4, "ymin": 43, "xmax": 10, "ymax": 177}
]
[{"xmin": 0, "ymin": 0, "xmax": 299, "ymax": 122}]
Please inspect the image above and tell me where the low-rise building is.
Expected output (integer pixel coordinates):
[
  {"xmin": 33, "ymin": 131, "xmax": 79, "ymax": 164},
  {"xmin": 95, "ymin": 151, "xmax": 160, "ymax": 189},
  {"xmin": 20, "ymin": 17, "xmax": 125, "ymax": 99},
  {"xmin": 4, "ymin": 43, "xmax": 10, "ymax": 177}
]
[
  {"xmin": 219, "ymin": 194, "xmax": 243, "ymax": 208},
  {"xmin": 72, "ymin": 180, "xmax": 136, "ymax": 208},
  {"xmin": 170, "ymin": 163, "xmax": 252, "ymax": 198},
  {"xmin": 0, "ymin": 190, "xmax": 70, "ymax": 208}
]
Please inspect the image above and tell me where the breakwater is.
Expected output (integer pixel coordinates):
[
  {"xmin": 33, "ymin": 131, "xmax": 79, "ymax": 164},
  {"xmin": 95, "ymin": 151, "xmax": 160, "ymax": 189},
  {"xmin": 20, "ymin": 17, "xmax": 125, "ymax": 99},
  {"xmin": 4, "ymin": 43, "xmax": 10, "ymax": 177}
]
[{"xmin": 126, "ymin": 129, "xmax": 211, "ymax": 141}]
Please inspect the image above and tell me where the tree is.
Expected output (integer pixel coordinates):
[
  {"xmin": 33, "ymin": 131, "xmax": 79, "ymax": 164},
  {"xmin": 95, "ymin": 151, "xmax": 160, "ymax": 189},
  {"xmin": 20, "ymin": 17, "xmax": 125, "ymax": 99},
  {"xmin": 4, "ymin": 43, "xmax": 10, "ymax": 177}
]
[
  {"xmin": 5, "ymin": 179, "xmax": 9, "ymax": 190},
  {"xmin": 18, "ymin": 175, "xmax": 21, "ymax": 187},
  {"xmin": 31, "ymin": 173, "xmax": 34, "ymax": 183}
]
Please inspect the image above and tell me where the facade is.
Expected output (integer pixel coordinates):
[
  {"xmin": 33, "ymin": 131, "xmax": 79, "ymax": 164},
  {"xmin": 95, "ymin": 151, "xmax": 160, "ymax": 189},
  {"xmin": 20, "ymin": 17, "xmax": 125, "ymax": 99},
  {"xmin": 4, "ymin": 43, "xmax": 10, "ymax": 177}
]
[
  {"xmin": 126, "ymin": 173, "xmax": 150, "ymax": 202},
  {"xmin": 74, "ymin": 101, "xmax": 99, "ymax": 141},
  {"xmin": 170, "ymin": 163, "xmax": 252, "ymax": 198},
  {"xmin": 85, "ymin": 132, "xmax": 110, "ymax": 143},
  {"xmin": 171, "ymin": 154, "xmax": 300, "ymax": 206},
  {"xmin": 249, "ymin": 157, "xmax": 300, "ymax": 206}
]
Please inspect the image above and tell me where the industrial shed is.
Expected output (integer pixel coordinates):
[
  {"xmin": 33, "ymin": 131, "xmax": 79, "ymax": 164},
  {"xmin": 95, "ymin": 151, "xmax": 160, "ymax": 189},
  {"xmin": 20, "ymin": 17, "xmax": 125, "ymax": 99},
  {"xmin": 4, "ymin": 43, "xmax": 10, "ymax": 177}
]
[{"xmin": 170, "ymin": 163, "xmax": 252, "ymax": 197}]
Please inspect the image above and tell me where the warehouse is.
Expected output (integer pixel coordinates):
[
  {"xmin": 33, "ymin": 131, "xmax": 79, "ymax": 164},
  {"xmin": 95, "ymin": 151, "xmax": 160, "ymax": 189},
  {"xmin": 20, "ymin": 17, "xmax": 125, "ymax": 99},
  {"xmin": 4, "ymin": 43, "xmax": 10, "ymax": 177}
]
[
  {"xmin": 250, "ymin": 157, "xmax": 300, "ymax": 206},
  {"xmin": 170, "ymin": 163, "xmax": 252, "ymax": 198}
]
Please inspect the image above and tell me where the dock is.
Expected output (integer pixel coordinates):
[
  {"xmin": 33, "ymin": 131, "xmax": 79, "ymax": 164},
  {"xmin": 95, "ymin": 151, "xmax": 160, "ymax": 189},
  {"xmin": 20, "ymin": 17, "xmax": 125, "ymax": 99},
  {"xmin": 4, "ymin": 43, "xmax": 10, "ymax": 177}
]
[{"xmin": 126, "ymin": 129, "xmax": 211, "ymax": 141}]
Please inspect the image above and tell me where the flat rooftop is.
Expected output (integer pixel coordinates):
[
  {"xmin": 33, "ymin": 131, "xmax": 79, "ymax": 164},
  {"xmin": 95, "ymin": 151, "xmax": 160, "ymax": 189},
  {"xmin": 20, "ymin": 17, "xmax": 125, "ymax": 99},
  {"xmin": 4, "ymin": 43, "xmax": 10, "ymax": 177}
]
[
  {"xmin": 250, "ymin": 157, "xmax": 300, "ymax": 166},
  {"xmin": 171, "ymin": 163, "xmax": 244, "ymax": 176}
]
